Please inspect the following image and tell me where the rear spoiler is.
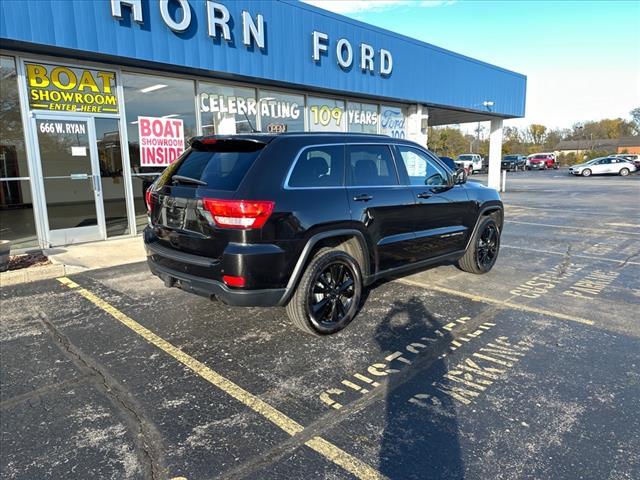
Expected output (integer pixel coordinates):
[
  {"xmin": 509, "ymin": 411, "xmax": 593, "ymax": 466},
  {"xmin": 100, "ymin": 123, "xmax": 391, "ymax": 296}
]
[{"xmin": 189, "ymin": 136, "xmax": 272, "ymax": 151}]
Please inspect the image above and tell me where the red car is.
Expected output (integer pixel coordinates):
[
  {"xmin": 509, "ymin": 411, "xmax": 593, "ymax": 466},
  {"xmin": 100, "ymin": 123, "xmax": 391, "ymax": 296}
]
[{"xmin": 527, "ymin": 153, "xmax": 558, "ymax": 170}]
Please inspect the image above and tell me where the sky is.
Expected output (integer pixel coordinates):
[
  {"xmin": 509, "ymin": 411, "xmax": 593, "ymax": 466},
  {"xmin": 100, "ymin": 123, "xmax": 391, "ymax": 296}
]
[{"xmin": 302, "ymin": 0, "xmax": 640, "ymax": 132}]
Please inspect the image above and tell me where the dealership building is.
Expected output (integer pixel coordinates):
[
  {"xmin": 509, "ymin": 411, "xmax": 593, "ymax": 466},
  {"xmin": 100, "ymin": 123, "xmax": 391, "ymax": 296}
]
[{"xmin": 0, "ymin": 0, "xmax": 526, "ymax": 249}]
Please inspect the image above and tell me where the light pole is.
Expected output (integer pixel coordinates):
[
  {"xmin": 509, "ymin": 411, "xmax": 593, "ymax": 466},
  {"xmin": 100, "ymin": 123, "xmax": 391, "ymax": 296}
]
[{"xmin": 576, "ymin": 125, "xmax": 584, "ymax": 159}]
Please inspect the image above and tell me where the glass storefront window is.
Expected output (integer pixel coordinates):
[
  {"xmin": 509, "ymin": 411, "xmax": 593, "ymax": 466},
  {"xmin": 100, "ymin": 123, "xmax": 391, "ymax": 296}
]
[
  {"xmin": 95, "ymin": 118, "xmax": 129, "ymax": 237},
  {"xmin": 380, "ymin": 104, "xmax": 407, "ymax": 139},
  {"xmin": 308, "ymin": 96, "xmax": 345, "ymax": 132},
  {"xmin": 1, "ymin": 55, "xmax": 38, "ymax": 248},
  {"xmin": 347, "ymin": 101, "xmax": 378, "ymax": 134},
  {"xmin": 122, "ymin": 72, "xmax": 197, "ymax": 231},
  {"xmin": 199, "ymin": 82, "xmax": 257, "ymax": 135},
  {"xmin": 0, "ymin": 180, "xmax": 37, "ymax": 249},
  {"xmin": 258, "ymin": 90, "xmax": 304, "ymax": 133}
]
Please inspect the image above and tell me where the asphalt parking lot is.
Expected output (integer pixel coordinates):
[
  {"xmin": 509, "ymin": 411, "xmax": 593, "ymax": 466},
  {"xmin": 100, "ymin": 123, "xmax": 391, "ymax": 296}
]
[{"xmin": 2, "ymin": 169, "xmax": 639, "ymax": 480}]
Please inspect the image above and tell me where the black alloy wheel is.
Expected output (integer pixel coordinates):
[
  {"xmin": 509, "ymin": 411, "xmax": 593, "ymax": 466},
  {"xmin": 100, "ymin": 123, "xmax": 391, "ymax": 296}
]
[
  {"xmin": 476, "ymin": 222, "xmax": 499, "ymax": 270},
  {"xmin": 308, "ymin": 260, "xmax": 356, "ymax": 331}
]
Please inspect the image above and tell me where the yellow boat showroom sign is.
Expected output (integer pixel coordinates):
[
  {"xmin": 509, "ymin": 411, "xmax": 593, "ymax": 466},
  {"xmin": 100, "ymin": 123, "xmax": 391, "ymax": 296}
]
[{"xmin": 25, "ymin": 62, "xmax": 118, "ymax": 113}]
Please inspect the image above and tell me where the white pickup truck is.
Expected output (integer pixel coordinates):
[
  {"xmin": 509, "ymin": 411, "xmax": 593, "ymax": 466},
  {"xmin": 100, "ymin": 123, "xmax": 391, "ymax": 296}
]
[{"xmin": 455, "ymin": 154, "xmax": 484, "ymax": 174}]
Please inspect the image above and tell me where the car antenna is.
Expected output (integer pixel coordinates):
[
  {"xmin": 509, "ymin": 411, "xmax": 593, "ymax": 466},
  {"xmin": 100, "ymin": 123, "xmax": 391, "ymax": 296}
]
[{"xmin": 243, "ymin": 111, "xmax": 260, "ymax": 133}]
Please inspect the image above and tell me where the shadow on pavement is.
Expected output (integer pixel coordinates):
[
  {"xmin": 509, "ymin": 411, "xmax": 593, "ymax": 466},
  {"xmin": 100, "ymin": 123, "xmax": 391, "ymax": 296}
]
[{"xmin": 375, "ymin": 297, "xmax": 464, "ymax": 479}]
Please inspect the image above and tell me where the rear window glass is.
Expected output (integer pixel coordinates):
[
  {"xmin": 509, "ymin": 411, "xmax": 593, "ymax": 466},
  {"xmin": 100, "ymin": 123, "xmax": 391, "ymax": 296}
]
[
  {"xmin": 167, "ymin": 141, "xmax": 263, "ymax": 191},
  {"xmin": 288, "ymin": 145, "xmax": 344, "ymax": 188}
]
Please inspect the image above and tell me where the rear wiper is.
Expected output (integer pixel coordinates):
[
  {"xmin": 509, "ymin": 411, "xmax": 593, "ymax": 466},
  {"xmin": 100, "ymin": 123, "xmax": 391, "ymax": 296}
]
[{"xmin": 171, "ymin": 175, "xmax": 207, "ymax": 186}]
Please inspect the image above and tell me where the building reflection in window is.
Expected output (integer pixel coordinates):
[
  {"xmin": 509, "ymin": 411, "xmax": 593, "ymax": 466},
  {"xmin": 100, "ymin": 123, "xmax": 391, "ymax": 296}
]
[
  {"xmin": 0, "ymin": 55, "xmax": 38, "ymax": 248},
  {"xmin": 95, "ymin": 118, "xmax": 129, "ymax": 237},
  {"xmin": 122, "ymin": 72, "xmax": 197, "ymax": 232}
]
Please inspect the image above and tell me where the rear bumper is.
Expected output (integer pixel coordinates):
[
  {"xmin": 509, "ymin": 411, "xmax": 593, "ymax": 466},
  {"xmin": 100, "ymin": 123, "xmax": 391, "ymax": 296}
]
[
  {"xmin": 147, "ymin": 259, "xmax": 286, "ymax": 306},
  {"xmin": 144, "ymin": 228, "xmax": 287, "ymax": 307}
]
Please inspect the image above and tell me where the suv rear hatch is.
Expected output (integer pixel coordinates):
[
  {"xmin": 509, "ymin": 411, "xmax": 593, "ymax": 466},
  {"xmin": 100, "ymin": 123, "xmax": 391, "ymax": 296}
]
[{"xmin": 146, "ymin": 137, "xmax": 271, "ymax": 262}]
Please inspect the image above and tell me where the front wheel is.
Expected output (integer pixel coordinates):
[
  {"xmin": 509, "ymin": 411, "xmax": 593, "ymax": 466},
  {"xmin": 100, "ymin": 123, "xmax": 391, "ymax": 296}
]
[
  {"xmin": 286, "ymin": 249, "xmax": 363, "ymax": 335},
  {"xmin": 458, "ymin": 217, "xmax": 501, "ymax": 274},
  {"xmin": 582, "ymin": 168, "xmax": 592, "ymax": 177},
  {"xmin": 619, "ymin": 168, "xmax": 630, "ymax": 176}
]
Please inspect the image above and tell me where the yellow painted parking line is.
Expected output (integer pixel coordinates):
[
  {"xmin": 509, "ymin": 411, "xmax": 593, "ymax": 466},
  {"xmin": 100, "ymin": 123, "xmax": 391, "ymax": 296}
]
[
  {"xmin": 398, "ymin": 279, "xmax": 595, "ymax": 326},
  {"xmin": 56, "ymin": 277, "xmax": 386, "ymax": 480}
]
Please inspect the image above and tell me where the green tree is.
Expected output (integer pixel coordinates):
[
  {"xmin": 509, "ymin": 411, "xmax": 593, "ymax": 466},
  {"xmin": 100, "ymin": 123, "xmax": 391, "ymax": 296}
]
[
  {"xmin": 527, "ymin": 124, "xmax": 547, "ymax": 145},
  {"xmin": 427, "ymin": 127, "xmax": 469, "ymax": 157},
  {"xmin": 569, "ymin": 118, "xmax": 635, "ymax": 140},
  {"xmin": 630, "ymin": 107, "xmax": 640, "ymax": 134}
]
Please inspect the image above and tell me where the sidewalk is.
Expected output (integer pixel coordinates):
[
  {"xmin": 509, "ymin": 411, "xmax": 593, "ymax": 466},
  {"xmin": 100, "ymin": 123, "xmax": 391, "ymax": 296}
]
[
  {"xmin": 45, "ymin": 236, "xmax": 146, "ymax": 274},
  {"xmin": 1, "ymin": 236, "xmax": 146, "ymax": 287}
]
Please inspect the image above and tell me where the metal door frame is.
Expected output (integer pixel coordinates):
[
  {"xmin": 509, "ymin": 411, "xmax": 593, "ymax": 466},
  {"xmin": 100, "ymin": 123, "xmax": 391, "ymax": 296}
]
[{"xmin": 30, "ymin": 113, "xmax": 107, "ymax": 246}]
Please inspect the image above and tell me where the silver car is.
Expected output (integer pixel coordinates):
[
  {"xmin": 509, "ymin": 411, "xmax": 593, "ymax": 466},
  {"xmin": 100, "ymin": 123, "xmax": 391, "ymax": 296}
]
[{"xmin": 569, "ymin": 157, "xmax": 637, "ymax": 177}]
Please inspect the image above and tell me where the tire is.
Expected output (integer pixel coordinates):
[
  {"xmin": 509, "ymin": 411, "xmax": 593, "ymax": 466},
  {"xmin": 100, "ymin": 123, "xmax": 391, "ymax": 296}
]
[
  {"xmin": 458, "ymin": 217, "xmax": 500, "ymax": 274},
  {"xmin": 620, "ymin": 168, "xmax": 630, "ymax": 176},
  {"xmin": 286, "ymin": 248, "xmax": 363, "ymax": 336},
  {"xmin": 582, "ymin": 168, "xmax": 592, "ymax": 177}
]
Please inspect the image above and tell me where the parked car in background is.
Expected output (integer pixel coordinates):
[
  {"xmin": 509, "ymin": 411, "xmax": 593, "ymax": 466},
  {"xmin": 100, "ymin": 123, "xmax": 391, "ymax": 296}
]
[
  {"xmin": 439, "ymin": 156, "xmax": 457, "ymax": 171},
  {"xmin": 612, "ymin": 154, "xmax": 640, "ymax": 171},
  {"xmin": 527, "ymin": 153, "xmax": 558, "ymax": 170},
  {"xmin": 144, "ymin": 133, "xmax": 504, "ymax": 335},
  {"xmin": 569, "ymin": 156, "xmax": 636, "ymax": 177},
  {"xmin": 501, "ymin": 155, "xmax": 526, "ymax": 171},
  {"xmin": 455, "ymin": 154, "xmax": 484, "ymax": 174}
]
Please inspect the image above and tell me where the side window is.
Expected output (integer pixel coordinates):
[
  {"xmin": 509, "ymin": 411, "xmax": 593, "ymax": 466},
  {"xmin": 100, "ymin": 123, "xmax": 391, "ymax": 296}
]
[
  {"xmin": 397, "ymin": 146, "xmax": 449, "ymax": 186},
  {"xmin": 346, "ymin": 145, "xmax": 398, "ymax": 186},
  {"xmin": 288, "ymin": 145, "xmax": 344, "ymax": 188}
]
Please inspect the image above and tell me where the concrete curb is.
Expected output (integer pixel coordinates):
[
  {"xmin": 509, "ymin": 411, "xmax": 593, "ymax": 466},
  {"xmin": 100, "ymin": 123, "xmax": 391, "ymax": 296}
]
[{"xmin": 0, "ymin": 263, "xmax": 67, "ymax": 287}]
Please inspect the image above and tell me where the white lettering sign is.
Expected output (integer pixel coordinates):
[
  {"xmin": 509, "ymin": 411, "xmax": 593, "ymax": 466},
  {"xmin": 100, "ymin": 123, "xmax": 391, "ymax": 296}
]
[
  {"xmin": 110, "ymin": 2, "xmax": 393, "ymax": 77},
  {"xmin": 200, "ymin": 93, "xmax": 299, "ymax": 120}
]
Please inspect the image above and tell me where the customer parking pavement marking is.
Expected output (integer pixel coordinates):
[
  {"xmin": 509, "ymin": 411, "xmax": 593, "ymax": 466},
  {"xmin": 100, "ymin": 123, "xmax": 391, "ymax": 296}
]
[
  {"xmin": 398, "ymin": 279, "xmax": 594, "ymax": 326},
  {"xmin": 56, "ymin": 277, "xmax": 386, "ymax": 480}
]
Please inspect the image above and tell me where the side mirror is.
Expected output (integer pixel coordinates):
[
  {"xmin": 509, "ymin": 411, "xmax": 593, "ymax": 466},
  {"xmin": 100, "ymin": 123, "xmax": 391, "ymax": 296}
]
[{"xmin": 454, "ymin": 168, "xmax": 467, "ymax": 185}]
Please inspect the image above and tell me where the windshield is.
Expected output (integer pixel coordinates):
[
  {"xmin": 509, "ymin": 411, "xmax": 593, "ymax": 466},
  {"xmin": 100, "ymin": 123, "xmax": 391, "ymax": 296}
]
[
  {"xmin": 504, "ymin": 156, "xmax": 518, "ymax": 160},
  {"xmin": 457, "ymin": 155, "xmax": 474, "ymax": 160}
]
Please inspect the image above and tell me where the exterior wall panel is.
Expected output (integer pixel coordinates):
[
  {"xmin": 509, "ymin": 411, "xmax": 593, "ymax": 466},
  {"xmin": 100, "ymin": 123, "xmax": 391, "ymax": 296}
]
[{"xmin": 1, "ymin": 0, "xmax": 526, "ymax": 118}]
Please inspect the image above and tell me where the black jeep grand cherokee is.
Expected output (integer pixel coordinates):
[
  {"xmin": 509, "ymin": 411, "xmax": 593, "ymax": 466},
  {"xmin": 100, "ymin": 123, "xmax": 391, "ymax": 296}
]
[{"xmin": 145, "ymin": 133, "xmax": 503, "ymax": 335}]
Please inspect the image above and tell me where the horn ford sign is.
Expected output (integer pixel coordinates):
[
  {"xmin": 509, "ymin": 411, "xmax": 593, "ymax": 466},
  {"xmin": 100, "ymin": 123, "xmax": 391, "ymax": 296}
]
[
  {"xmin": 138, "ymin": 117, "xmax": 185, "ymax": 166},
  {"xmin": 25, "ymin": 63, "xmax": 118, "ymax": 113},
  {"xmin": 110, "ymin": 0, "xmax": 393, "ymax": 76}
]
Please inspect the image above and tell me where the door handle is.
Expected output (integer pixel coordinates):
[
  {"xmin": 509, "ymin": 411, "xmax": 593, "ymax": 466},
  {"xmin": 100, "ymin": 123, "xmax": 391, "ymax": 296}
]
[
  {"xmin": 417, "ymin": 192, "xmax": 432, "ymax": 199},
  {"xmin": 353, "ymin": 194, "xmax": 373, "ymax": 202}
]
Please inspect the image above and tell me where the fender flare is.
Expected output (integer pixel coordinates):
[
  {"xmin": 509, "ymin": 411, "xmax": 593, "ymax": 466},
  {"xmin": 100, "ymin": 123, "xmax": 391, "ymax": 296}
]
[
  {"xmin": 277, "ymin": 229, "xmax": 370, "ymax": 306},
  {"xmin": 464, "ymin": 204, "xmax": 504, "ymax": 252}
]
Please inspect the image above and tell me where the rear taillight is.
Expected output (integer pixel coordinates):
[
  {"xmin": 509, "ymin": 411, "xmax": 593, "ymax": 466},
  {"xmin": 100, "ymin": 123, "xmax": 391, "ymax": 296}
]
[
  {"xmin": 202, "ymin": 198, "xmax": 274, "ymax": 229},
  {"xmin": 223, "ymin": 275, "xmax": 246, "ymax": 287},
  {"xmin": 145, "ymin": 188, "xmax": 154, "ymax": 213}
]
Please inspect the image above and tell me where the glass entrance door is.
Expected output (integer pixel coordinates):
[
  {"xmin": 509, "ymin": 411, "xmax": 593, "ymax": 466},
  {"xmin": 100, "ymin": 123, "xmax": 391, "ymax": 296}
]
[{"xmin": 33, "ymin": 116, "xmax": 106, "ymax": 246}]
